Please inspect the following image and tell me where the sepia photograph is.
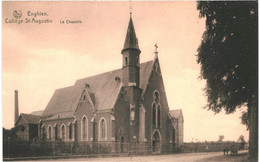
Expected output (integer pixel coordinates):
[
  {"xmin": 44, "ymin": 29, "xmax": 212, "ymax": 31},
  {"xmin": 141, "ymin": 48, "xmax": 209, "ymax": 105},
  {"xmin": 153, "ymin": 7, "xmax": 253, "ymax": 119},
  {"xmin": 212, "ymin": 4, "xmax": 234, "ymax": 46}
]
[{"xmin": 2, "ymin": 1, "xmax": 258, "ymax": 161}]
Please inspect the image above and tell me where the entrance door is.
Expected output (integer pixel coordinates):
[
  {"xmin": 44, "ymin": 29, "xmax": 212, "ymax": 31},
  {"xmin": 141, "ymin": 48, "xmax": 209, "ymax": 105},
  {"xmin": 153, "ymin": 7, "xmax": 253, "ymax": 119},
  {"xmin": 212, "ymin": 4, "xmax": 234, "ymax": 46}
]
[{"xmin": 152, "ymin": 130, "xmax": 161, "ymax": 153}]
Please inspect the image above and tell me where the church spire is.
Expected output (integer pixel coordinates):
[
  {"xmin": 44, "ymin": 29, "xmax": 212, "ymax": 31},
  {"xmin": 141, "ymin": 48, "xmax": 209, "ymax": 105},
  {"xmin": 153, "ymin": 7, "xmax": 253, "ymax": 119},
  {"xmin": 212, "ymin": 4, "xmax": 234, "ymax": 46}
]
[
  {"xmin": 121, "ymin": 13, "xmax": 141, "ymax": 88},
  {"xmin": 121, "ymin": 14, "xmax": 140, "ymax": 54}
]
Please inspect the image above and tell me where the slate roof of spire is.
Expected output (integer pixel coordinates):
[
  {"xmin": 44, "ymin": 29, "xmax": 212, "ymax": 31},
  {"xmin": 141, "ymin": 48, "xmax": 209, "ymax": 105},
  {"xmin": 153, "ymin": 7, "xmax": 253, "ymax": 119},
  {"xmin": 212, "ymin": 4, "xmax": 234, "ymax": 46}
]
[
  {"xmin": 42, "ymin": 60, "xmax": 154, "ymax": 118},
  {"xmin": 121, "ymin": 15, "xmax": 140, "ymax": 53}
]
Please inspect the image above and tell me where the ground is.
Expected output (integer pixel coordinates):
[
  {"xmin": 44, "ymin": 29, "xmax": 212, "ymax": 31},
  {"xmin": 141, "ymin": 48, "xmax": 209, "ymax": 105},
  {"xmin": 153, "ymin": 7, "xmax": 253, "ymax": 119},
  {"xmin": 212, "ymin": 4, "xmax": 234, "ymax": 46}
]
[{"xmin": 41, "ymin": 150, "xmax": 249, "ymax": 162}]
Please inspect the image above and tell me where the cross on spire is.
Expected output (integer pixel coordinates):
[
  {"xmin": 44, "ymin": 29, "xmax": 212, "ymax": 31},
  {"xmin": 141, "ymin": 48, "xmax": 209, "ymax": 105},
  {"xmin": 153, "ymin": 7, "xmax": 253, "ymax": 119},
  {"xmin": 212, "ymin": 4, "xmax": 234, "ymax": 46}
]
[
  {"xmin": 130, "ymin": 0, "xmax": 132, "ymax": 16},
  {"xmin": 154, "ymin": 43, "xmax": 159, "ymax": 60},
  {"xmin": 154, "ymin": 43, "xmax": 158, "ymax": 53}
]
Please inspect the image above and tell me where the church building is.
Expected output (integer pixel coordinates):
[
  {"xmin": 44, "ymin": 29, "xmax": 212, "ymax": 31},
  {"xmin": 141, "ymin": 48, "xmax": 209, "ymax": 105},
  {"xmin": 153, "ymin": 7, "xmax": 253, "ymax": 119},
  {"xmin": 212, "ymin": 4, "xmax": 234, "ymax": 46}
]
[{"xmin": 22, "ymin": 14, "xmax": 184, "ymax": 153}]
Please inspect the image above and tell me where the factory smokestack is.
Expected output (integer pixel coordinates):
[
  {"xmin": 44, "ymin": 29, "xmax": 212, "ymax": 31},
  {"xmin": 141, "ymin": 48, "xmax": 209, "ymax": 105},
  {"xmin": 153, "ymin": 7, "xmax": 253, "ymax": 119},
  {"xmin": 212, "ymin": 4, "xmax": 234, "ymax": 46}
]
[{"xmin": 14, "ymin": 90, "xmax": 19, "ymax": 126}]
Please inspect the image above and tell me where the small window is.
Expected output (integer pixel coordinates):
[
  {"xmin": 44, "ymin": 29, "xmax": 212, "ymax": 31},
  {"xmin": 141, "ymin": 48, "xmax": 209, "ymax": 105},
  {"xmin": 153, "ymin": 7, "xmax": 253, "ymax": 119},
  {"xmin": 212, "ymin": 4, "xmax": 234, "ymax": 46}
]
[
  {"xmin": 154, "ymin": 91, "xmax": 160, "ymax": 103},
  {"xmin": 83, "ymin": 95, "xmax": 86, "ymax": 101},
  {"xmin": 125, "ymin": 57, "xmax": 128, "ymax": 66}
]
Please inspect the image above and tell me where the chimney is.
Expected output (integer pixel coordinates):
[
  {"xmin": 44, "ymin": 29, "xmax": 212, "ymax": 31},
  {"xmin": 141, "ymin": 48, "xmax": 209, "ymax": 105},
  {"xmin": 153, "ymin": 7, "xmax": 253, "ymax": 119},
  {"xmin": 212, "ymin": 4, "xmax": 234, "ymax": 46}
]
[{"xmin": 14, "ymin": 90, "xmax": 19, "ymax": 126}]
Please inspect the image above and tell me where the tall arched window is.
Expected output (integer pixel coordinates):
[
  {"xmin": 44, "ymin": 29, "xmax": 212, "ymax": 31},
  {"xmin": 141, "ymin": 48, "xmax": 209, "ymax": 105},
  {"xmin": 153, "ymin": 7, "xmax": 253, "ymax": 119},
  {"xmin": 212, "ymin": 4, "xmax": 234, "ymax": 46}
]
[
  {"xmin": 72, "ymin": 119, "xmax": 77, "ymax": 141},
  {"xmin": 48, "ymin": 125, "xmax": 52, "ymax": 140},
  {"xmin": 99, "ymin": 118, "xmax": 107, "ymax": 141},
  {"xmin": 41, "ymin": 125, "xmax": 45, "ymax": 139},
  {"xmin": 54, "ymin": 124, "xmax": 58, "ymax": 141},
  {"xmin": 68, "ymin": 123, "xmax": 72, "ymax": 140},
  {"xmin": 172, "ymin": 128, "xmax": 176, "ymax": 145},
  {"xmin": 152, "ymin": 103, "xmax": 156, "ymax": 127},
  {"xmin": 152, "ymin": 90, "xmax": 161, "ymax": 128},
  {"xmin": 157, "ymin": 105, "xmax": 161, "ymax": 127},
  {"xmin": 81, "ymin": 116, "xmax": 88, "ymax": 141},
  {"xmin": 60, "ymin": 124, "xmax": 66, "ymax": 141},
  {"xmin": 101, "ymin": 119, "xmax": 105, "ymax": 139}
]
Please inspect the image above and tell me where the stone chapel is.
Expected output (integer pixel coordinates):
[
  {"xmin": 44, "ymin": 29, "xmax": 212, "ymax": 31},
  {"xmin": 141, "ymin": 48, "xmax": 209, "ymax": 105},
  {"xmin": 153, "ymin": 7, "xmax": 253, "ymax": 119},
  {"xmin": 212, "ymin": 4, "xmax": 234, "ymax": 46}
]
[{"xmin": 15, "ymin": 14, "xmax": 184, "ymax": 154}]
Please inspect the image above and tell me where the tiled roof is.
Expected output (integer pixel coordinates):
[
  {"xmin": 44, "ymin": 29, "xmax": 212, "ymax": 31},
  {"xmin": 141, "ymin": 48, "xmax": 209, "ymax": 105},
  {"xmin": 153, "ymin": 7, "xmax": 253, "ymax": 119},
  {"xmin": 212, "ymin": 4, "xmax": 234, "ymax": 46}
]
[
  {"xmin": 169, "ymin": 109, "xmax": 183, "ymax": 119},
  {"xmin": 30, "ymin": 110, "xmax": 44, "ymax": 116},
  {"xmin": 122, "ymin": 16, "xmax": 140, "ymax": 53},
  {"xmin": 20, "ymin": 113, "xmax": 41, "ymax": 124},
  {"xmin": 44, "ymin": 111, "xmax": 75, "ymax": 121},
  {"xmin": 42, "ymin": 60, "xmax": 154, "ymax": 118}
]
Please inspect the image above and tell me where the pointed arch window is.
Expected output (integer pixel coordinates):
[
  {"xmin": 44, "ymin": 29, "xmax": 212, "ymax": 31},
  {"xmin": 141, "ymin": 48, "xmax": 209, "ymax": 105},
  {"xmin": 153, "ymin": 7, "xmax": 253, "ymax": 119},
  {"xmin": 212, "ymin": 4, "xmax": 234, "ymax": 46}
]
[
  {"xmin": 99, "ymin": 118, "xmax": 107, "ymax": 141},
  {"xmin": 68, "ymin": 122, "xmax": 72, "ymax": 140},
  {"xmin": 154, "ymin": 91, "xmax": 160, "ymax": 103},
  {"xmin": 54, "ymin": 124, "xmax": 58, "ymax": 141},
  {"xmin": 172, "ymin": 127, "xmax": 176, "ymax": 145},
  {"xmin": 157, "ymin": 105, "xmax": 161, "ymax": 127},
  {"xmin": 47, "ymin": 125, "xmax": 52, "ymax": 141},
  {"xmin": 41, "ymin": 125, "xmax": 46, "ymax": 139},
  {"xmin": 81, "ymin": 116, "xmax": 88, "ymax": 141},
  {"xmin": 152, "ymin": 103, "xmax": 156, "ymax": 127},
  {"xmin": 101, "ymin": 120, "xmax": 105, "ymax": 139},
  {"xmin": 152, "ymin": 90, "xmax": 161, "ymax": 128},
  {"xmin": 60, "ymin": 124, "xmax": 66, "ymax": 141},
  {"xmin": 72, "ymin": 119, "xmax": 77, "ymax": 141}
]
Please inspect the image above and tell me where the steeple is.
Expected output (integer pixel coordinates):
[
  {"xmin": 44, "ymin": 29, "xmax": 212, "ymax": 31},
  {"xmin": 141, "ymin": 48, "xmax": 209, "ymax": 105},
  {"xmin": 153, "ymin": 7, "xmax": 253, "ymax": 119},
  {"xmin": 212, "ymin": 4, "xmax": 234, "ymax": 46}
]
[
  {"xmin": 121, "ymin": 13, "xmax": 142, "ymax": 143},
  {"xmin": 121, "ymin": 14, "xmax": 140, "ymax": 54},
  {"xmin": 121, "ymin": 13, "xmax": 141, "ymax": 88}
]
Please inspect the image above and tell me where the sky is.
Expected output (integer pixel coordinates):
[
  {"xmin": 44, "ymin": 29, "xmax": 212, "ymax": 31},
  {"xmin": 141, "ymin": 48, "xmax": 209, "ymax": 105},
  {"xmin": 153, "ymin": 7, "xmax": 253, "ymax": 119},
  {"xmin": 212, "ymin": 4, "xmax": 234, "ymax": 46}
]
[{"xmin": 2, "ymin": 1, "xmax": 249, "ymax": 142}]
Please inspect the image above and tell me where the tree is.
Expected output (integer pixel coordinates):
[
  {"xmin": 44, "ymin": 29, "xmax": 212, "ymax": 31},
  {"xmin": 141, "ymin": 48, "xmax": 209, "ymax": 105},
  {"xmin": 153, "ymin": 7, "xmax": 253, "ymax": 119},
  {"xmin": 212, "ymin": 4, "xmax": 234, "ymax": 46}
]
[
  {"xmin": 218, "ymin": 135, "xmax": 224, "ymax": 142},
  {"xmin": 3, "ymin": 127, "xmax": 18, "ymax": 140},
  {"xmin": 237, "ymin": 135, "xmax": 246, "ymax": 143},
  {"xmin": 196, "ymin": 1, "xmax": 258, "ymax": 160}
]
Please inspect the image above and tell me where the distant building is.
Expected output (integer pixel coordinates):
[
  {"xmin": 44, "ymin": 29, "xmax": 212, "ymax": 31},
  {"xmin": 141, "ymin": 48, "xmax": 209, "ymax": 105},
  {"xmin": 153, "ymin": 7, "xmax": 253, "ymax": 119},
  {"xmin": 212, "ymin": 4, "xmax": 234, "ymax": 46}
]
[
  {"xmin": 169, "ymin": 109, "xmax": 184, "ymax": 146},
  {"xmin": 15, "ymin": 14, "xmax": 184, "ymax": 153},
  {"xmin": 15, "ymin": 113, "xmax": 41, "ymax": 140},
  {"xmin": 14, "ymin": 91, "xmax": 43, "ymax": 140}
]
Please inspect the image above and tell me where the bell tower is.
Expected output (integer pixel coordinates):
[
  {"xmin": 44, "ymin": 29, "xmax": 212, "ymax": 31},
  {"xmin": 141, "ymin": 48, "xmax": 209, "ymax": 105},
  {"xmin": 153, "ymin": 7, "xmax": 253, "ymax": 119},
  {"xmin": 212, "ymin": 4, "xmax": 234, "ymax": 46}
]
[
  {"xmin": 121, "ymin": 13, "xmax": 142, "ymax": 142},
  {"xmin": 121, "ymin": 13, "xmax": 141, "ymax": 88}
]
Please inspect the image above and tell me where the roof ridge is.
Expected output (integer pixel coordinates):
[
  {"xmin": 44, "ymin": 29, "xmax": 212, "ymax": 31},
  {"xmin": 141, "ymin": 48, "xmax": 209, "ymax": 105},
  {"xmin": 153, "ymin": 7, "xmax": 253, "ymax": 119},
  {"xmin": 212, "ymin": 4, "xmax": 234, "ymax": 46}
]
[{"xmin": 75, "ymin": 60, "xmax": 153, "ymax": 83}]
